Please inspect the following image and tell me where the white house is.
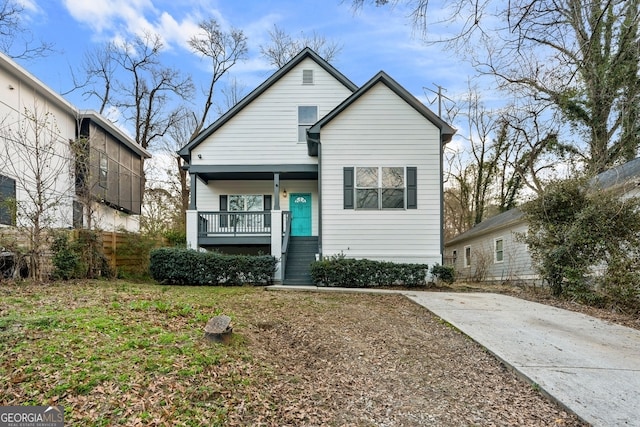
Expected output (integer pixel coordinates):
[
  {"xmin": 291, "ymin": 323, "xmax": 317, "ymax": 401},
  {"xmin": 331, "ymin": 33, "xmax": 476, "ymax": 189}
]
[
  {"xmin": 0, "ymin": 52, "xmax": 150, "ymax": 233},
  {"xmin": 445, "ymin": 157, "xmax": 640, "ymax": 284},
  {"xmin": 444, "ymin": 208, "xmax": 538, "ymax": 283},
  {"xmin": 178, "ymin": 48, "xmax": 455, "ymax": 284}
]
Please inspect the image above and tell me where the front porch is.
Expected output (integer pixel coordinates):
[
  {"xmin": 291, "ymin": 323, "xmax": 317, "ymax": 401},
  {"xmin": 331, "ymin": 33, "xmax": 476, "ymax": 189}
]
[{"xmin": 186, "ymin": 209, "xmax": 316, "ymax": 283}]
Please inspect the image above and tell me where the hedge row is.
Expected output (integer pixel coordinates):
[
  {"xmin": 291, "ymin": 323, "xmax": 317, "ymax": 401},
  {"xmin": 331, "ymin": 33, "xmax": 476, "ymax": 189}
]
[
  {"xmin": 149, "ymin": 248, "xmax": 277, "ymax": 286},
  {"xmin": 310, "ymin": 257, "xmax": 428, "ymax": 288}
]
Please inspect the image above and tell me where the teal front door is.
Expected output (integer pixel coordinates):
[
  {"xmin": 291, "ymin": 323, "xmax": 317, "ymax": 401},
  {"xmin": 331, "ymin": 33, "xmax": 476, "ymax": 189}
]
[{"xmin": 289, "ymin": 193, "xmax": 312, "ymax": 236}]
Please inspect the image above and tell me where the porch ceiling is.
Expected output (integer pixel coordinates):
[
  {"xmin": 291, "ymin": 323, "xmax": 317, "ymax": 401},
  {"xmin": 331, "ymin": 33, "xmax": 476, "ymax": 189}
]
[{"xmin": 187, "ymin": 164, "xmax": 318, "ymax": 182}]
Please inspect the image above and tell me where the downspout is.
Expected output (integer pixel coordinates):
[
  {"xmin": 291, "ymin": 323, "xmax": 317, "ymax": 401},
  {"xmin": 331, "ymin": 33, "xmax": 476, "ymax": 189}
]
[
  {"xmin": 318, "ymin": 142, "xmax": 322, "ymax": 258},
  {"xmin": 307, "ymin": 133, "xmax": 322, "ymax": 258},
  {"xmin": 440, "ymin": 135, "xmax": 446, "ymax": 265}
]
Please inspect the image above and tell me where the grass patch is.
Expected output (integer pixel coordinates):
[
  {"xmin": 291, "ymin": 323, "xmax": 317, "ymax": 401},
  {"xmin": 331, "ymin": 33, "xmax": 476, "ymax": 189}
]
[{"xmin": 0, "ymin": 280, "xmax": 264, "ymax": 425}]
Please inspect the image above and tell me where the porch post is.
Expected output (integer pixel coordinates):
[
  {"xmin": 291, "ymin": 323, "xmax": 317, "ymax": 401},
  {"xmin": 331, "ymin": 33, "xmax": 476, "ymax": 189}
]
[
  {"xmin": 186, "ymin": 210, "xmax": 198, "ymax": 250},
  {"xmin": 273, "ymin": 173, "xmax": 280, "ymax": 210},
  {"xmin": 189, "ymin": 173, "xmax": 197, "ymax": 209},
  {"xmin": 270, "ymin": 210, "xmax": 283, "ymax": 283}
]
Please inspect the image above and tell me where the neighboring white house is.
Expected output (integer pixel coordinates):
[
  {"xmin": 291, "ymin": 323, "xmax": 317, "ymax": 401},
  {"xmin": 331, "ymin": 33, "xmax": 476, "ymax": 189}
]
[
  {"xmin": 445, "ymin": 157, "xmax": 640, "ymax": 284},
  {"xmin": 178, "ymin": 48, "xmax": 455, "ymax": 284},
  {"xmin": 0, "ymin": 52, "xmax": 150, "ymax": 233},
  {"xmin": 445, "ymin": 208, "xmax": 538, "ymax": 283}
]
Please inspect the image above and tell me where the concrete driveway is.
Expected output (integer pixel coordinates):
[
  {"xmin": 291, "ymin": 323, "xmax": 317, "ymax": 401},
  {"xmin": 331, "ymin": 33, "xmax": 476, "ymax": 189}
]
[{"xmin": 403, "ymin": 292, "xmax": 640, "ymax": 427}]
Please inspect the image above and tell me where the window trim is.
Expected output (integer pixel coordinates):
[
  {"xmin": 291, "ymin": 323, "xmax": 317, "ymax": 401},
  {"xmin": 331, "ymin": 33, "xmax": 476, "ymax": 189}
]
[
  {"xmin": 298, "ymin": 105, "xmax": 318, "ymax": 142},
  {"xmin": 354, "ymin": 166, "xmax": 406, "ymax": 210},
  {"xmin": 464, "ymin": 246, "xmax": 472, "ymax": 268},
  {"xmin": 494, "ymin": 237, "xmax": 504, "ymax": 263}
]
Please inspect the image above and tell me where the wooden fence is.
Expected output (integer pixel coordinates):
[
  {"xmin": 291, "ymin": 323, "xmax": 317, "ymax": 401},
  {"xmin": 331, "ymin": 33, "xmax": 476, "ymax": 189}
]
[
  {"xmin": 101, "ymin": 231, "xmax": 166, "ymax": 275},
  {"xmin": 1, "ymin": 228, "xmax": 166, "ymax": 278}
]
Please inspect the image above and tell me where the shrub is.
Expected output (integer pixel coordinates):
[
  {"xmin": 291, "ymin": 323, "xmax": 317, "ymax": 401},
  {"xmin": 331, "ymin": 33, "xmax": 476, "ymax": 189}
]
[
  {"xmin": 430, "ymin": 264, "xmax": 456, "ymax": 285},
  {"xmin": 51, "ymin": 232, "xmax": 83, "ymax": 280},
  {"xmin": 51, "ymin": 230, "xmax": 111, "ymax": 280},
  {"xmin": 310, "ymin": 256, "xmax": 428, "ymax": 288},
  {"xmin": 522, "ymin": 178, "xmax": 640, "ymax": 302},
  {"xmin": 149, "ymin": 247, "xmax": 277, "ymax": 286}
]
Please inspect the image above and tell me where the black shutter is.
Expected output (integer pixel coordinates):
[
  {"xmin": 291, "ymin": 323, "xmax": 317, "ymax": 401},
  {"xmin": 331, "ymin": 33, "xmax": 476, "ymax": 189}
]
[
  {"xmin": 344, "ymin": 167, "xmax": 354, "ymax": 209},
  {"xmin": 263, "ymin": 195, "xmax": 272, "ymax": 228},
  {"xmin": 220, "ymin": 195, "xmax": 228, "ymax": 227},
  {"xmin": 407, "ymin": 167, "xmax": 417, "ymax": 209}
]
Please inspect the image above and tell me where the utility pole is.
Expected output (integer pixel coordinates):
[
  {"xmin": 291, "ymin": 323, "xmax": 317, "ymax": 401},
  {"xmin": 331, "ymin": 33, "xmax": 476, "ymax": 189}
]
[{"xmin": 424, "ymin": 83, "xmax": 453, "ymax": 117}]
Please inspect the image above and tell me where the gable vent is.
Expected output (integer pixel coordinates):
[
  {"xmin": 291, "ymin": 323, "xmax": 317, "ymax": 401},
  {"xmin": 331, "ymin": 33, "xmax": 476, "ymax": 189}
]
[{"xmin": 302, "ymin": 69, "xmax": 314, "ymax": 85}]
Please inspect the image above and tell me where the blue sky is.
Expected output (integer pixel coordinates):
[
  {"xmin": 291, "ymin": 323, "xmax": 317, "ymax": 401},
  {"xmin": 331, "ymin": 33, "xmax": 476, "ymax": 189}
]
[{"xmin": 16, "ymin": 0, "xmax": 475, "ymax": 123}]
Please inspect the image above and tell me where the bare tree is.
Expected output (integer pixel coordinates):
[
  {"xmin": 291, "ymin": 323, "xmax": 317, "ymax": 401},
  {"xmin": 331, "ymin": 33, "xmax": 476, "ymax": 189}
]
[
  {"xmin": 215, "ymin": 76, "xmax": 248, "ymax": 117},
  {"xmin": 353, "ymin": 0, "xmax": 640, "ymax": 174},
  {"xmin": 80, "ymin": 31, "xmax": 194, "ymax": 152},
  {"xmin": 0, "ymin": 0, "xmax": 54, "ymax": 60},
  {"xmin": 260, "ymin": 24, "xmax": 342, "ymax": 68},
  {"xmin": 79, "ymin": 43, "xmax": 118, "ymax": 115},
  {"xmin": 0, "ymin": 106, "xmax": 71, "ymax": 280},
  {"xmin": 187, "ymin": 18, "xmax": 248, "ymax": 140}
]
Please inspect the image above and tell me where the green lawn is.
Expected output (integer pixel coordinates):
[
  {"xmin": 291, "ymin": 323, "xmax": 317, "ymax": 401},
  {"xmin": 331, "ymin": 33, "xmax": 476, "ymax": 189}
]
[{"xmin": 0, "ymin": 281, "xmax": 272, "ymax": 426}]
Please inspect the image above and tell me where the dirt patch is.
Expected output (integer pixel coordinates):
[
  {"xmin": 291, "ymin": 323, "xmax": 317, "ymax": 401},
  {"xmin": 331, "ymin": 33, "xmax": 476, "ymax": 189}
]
[{"xmin": 235, "ymin": 290, "xmax": 585, "ymax": 426}]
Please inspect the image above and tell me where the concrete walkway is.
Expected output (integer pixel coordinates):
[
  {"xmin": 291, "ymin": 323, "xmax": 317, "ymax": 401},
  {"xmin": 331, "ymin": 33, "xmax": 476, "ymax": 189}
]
[{"xmin": 268, "ymin": 286, "xmax": 640, "ymax": 426}]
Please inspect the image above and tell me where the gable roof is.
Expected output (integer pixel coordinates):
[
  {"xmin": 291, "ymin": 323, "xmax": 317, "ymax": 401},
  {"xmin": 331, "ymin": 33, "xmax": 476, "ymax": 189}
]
[
  {"xmin": 178, "ymin": 47, "xmax": 358, "ymax": 162},
  {"xmin": 306, "ymin": 71, "xmax": 456, "ymax": 155},
  {"xmin": 446, "ymin": 208, "xmax": 525, "ymax": 246}
]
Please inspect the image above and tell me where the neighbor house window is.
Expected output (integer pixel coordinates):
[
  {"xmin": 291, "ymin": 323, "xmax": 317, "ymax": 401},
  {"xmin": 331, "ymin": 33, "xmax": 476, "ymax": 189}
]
[
  {"xmin": 99, "ymin": 152, "xmax": 108, "ymax": 188},
  {"xmin": 0, "ymin": 174, "xmax": 16, "ymax": 226},
  {"xmin": 464, "ymin": 246, "xmax": 471, "ymax": 267},
  {"xmin": 298, "ymin": 106, "xmax": 318, "ymax": 142},
  {"xmin": 344, "ymin": 166, "xmax": 417, "ymax": 210},
  {"xmin": 495, "ymin": 238, "xmax": 504, "ymax": 263}
]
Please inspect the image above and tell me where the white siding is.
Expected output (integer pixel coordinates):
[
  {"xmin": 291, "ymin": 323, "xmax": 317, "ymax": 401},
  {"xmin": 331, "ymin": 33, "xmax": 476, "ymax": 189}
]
[
  {"xmin": 446, "ymin": 221, "xmax": 539, "ymax": 283},
  {"xmin": 320, "ymin": 83, "xmax": 442, "ymax": 266},
  {"xmin": 0, "ymin": 67, "xmax": 76, "ymax": 229},
  {"xmin": 191, "ymin": 58, "xmax": 353, "ymax": 166}
]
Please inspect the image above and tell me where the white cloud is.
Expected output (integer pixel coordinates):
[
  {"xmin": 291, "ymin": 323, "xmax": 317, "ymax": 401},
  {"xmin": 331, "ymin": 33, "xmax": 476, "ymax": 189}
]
[{"xmin": 62, "ymin": 0, "xmax": 156, "ymax": 34}]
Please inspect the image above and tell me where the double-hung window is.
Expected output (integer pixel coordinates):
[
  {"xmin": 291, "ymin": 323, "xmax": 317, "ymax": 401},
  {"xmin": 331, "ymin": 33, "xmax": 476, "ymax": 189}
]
[
  {"xmin": 298, "ymin": 106, "xmax": 317, "ymax": 142},
  {"xmin": 494, "ymin": 238, "xmax": 504, "ymax": 263},
  {"xmin": 356, "ymin": 166, "xmax": 405, "ymax": 209},
  {"xmin": 354, "ymin": 166, "xmax": 405, "ymax": 209},
  {"xmin": 344, "ymin": 166, "xmax": 417, "ymax": 210}
]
